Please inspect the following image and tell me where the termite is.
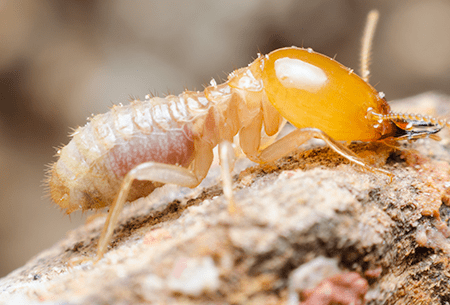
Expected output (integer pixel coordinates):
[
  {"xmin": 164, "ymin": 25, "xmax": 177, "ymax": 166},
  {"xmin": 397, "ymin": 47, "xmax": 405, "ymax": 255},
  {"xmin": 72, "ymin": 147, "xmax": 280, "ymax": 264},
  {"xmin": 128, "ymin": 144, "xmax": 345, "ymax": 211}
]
[{"xmin": 48, "ymin": 10, "xmax": 447, "ymax": 261}]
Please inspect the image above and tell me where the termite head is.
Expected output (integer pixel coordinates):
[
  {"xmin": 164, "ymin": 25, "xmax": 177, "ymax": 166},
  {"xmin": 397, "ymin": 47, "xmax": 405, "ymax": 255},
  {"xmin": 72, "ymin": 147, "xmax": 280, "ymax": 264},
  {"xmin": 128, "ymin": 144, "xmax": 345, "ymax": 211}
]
[{"xmin": 256, "ymin": 46, "xmax": 448, "ymax": 143}]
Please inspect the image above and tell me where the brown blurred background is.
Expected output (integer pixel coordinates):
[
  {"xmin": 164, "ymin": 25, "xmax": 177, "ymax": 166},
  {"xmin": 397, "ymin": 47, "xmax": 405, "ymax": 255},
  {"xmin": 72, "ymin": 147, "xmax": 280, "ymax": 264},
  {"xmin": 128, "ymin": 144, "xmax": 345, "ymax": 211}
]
[{"xmin": 1, "ymin": 0, "xmax": 450, "ymax": 277}]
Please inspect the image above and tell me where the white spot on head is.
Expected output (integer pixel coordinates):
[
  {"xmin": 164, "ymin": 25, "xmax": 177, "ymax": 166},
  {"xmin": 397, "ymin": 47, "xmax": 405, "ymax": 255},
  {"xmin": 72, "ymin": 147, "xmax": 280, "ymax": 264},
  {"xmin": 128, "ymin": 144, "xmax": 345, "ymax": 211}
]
[
  {"xmin": 307, "ymin": 47, "xmax": 313, "ymax": 53},
  {"xmin": 378, "ymin": 91, "xmax": 385, "ymax": 99},
  {"xmin": 274, "ymin": 57, "xmax": 327, "ymax": 91}
]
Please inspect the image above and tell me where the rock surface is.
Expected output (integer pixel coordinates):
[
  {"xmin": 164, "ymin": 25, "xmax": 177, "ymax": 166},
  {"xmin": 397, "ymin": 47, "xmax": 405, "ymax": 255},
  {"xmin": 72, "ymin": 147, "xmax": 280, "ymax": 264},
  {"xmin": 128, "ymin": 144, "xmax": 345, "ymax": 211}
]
[{"xmin": 1, "ymin": 92, "xmax": 450, "ymax": 304}]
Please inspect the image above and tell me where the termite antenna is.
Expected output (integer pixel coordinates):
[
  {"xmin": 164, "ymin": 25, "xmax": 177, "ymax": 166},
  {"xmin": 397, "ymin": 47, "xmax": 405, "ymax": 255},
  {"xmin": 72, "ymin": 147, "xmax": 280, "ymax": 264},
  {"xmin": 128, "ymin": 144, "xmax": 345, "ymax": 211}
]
[{"xmin": 360, "ymin": 9, "xmax": 379, "ymax": 82}]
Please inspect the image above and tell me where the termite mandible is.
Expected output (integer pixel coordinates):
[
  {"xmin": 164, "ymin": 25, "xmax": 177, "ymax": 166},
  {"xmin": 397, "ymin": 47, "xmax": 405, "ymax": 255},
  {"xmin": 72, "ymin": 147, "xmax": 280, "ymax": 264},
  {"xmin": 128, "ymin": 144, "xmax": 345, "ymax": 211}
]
[{"xmin": 48, "ymin": 10, "xmax": 447, "ymax": 261}]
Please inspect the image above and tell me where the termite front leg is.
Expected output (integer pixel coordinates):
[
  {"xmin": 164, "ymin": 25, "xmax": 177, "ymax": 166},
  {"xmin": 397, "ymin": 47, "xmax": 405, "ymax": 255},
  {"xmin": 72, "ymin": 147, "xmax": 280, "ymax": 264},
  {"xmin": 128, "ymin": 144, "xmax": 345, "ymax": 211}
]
[
  {"xmin": 257, "ymin": 128, "xmax": 393, "ymax": 178},
  {"xmin": 239, "ymin": 121, "xmax": 392, "ymax": 178},
  {"xmin": 96, "ymin": 141, "xmax": 214, "ymax": 262}
]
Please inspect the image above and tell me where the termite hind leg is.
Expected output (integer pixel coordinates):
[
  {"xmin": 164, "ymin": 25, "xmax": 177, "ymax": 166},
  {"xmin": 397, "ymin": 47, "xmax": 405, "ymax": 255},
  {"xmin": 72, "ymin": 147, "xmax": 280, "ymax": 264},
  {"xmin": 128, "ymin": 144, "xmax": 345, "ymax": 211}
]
[
  {"xmin": 257, "ymin": 128, "xmax": 393, "ymax": 180},
  {"xmin": 219, "ymin": 141, "xmax": 237, "ymax": 214},
  {"xmin": 95, "ymin": 161, "xmax": 207, "ymax": 262}
]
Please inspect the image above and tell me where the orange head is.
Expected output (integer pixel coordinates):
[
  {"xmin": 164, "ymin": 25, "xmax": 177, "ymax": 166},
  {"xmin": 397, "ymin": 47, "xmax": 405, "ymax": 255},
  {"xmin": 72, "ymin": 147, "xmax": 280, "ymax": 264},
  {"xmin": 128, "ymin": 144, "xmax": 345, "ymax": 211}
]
[{"xmin": 257, "ymin": 47, "xmax": 444, "ymax": 142}]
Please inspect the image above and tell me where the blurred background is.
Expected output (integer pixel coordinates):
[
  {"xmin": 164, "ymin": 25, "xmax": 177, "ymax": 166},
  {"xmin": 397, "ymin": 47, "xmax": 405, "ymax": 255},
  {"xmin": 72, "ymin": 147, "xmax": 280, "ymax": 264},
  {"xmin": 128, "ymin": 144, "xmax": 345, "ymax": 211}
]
[{"xmin": 1, "ymin": 0, "xmax": 450, "ymax": 277}]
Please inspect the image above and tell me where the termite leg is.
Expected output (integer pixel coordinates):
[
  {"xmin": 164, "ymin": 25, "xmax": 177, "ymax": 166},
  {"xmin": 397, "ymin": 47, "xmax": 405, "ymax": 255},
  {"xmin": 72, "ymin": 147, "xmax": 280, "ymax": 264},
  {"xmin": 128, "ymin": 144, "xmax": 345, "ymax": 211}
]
[
  {"xmin": 241, "ymin": 124, "xmax": 393, "ymax": 179},
  {"xmin": 96, "ymin": 141, "xmax": 214, "ymax": 262},
  {"xmin": 263, "ymin": 128, "xmax": 393, "ymax": 179},
  {"xmin": 219, "ymin": 141, "xmax": 237, "ymax": 213}
]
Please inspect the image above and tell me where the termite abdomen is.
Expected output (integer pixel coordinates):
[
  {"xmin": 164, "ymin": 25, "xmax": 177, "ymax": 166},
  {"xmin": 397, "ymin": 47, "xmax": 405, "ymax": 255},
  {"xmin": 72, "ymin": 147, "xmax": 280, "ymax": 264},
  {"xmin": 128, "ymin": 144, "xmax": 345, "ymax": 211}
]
[{"xmin": 49, "ymin": 98, "xmax": 201, "ymax": 214}]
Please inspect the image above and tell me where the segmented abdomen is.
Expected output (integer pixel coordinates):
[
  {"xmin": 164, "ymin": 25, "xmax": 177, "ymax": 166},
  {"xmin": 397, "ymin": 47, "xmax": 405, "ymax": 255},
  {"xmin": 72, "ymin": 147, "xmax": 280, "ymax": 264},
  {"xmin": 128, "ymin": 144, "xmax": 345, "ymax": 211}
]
[{"xmin": 49, "ymin": 94, "xmax": 211, "ymax": 214}]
